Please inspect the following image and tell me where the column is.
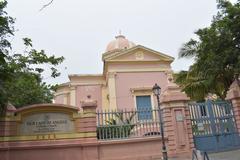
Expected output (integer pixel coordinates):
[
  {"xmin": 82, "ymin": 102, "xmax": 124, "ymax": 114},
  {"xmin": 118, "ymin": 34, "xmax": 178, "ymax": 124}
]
[
  {"xmin": 78, "ymin": 99, "xmax": 97, "ymax": 139},
  {"xmin": 108, "ymin": 72, "xmax": 117, "ymax": 110},
  {"xmin": 70, "ymin": 86, "xmax": 76, "ymax": 106},
  {"xmin": 226, "ymin": 79, "xmax": 240, "ymax": 133},
  {"xmin": 0, "ymin": 104, "xmax": 17, "ymax": 140},
  {"xmin": 63, "ymin": 93, "xmax": 68, "ymax": 105},
  {"xmin": 80, "ymin": 99, "xmax": 99, "ymax": 160},
  {"xmin": 160, "ymin": 82, "xmax": 194, "ymax": 157}
]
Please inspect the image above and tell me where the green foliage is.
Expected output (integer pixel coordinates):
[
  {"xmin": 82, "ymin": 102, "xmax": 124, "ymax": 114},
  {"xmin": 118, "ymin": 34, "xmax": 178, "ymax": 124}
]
[
  {"xmin": 1, "ymin": 36, "xmax": 64, "ymax": 110},
  {"xmin": 175, "ymin": 0, "xmax": 240, "ymax": 101},
  {"xmin": 97, "ymin": 112, "xmax": 136, "ymax": 139},
  {"xmin": 0, "ymin": 1, "xmax": 14, "ymax": 56},
  {"xmin": 0, "ymin": 0, "xmax": 15, "ymax": 112},
  {"xmin": 0, "ymin": 1, "xmax": 64, "ymax": 113},
  {"xmin": 4, "ymin": 73, "xmax": 53, "ymax": 108}
]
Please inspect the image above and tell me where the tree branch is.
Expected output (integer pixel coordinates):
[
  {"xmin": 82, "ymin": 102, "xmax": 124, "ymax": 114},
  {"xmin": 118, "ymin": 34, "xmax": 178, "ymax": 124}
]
[{"xmin": 39, "ymin": 0, "xmax": 54, "ymax": 11}]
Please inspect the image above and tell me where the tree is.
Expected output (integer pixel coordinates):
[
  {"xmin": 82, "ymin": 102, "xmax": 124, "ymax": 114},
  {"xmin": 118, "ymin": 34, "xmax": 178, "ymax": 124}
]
[
  {"xmin": 0, "ymin": 1, "xmax": 64, "ymax": 113},
  {"xmin": 0, "ymin": 0, "xmax": 15, "ymax": 111},
  {"xmin": 3, "ymin": 38, "xmax": 64, "ymax": 109},
  {"xmin": 175, "ymin": 0, "xmax": 240, "ymax": 101}
]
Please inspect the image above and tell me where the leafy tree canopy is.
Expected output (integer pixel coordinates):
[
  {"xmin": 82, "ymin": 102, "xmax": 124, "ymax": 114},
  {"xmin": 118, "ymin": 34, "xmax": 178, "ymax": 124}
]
[
  {"xmin": 0, "ymin": 1, "xmax": 64, "ymax": 113},
  {"xmin": 175, "ymin": 0, "xmax": 240, "ymax": 101}
]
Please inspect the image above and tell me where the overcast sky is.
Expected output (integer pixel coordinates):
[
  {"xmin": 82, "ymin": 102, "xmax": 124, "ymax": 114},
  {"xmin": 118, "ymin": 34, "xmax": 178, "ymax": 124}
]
[{"xmin": 6, "ymin": 0, "xmax": 237, "ymax": 84}]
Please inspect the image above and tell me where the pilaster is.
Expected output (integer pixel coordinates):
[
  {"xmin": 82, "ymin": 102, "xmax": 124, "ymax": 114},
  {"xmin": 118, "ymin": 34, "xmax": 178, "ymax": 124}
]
[
  {"xmin": 63, "ymin": 93, "xmax": 69, "ymax": 105},
  {"xmin": 226, "ymin": 79, "xmax": 240, "ymax": 134},
  {"xmin": 70, "ymin": 86, "xmax": 76, "ymax": 106},
  {"xmin": 160, "ymin": 82, "xmax": 194, "ymax": 157},
  {"xmin": 107, "ymin": 72, "xmax": 117, "ymax": 110}
]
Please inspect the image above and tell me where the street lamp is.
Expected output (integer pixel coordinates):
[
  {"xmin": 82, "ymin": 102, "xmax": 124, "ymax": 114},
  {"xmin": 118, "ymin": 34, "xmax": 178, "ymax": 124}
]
[{"xmin": 152, "ymin": 83, "xmax": 168, "ymax": 160}]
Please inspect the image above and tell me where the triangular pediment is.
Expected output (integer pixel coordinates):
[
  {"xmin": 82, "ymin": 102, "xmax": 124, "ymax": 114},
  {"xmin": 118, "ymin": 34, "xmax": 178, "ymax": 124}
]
[{"xmin": 102, "ymin": 45, "xmax": 174, "ymax": 62}]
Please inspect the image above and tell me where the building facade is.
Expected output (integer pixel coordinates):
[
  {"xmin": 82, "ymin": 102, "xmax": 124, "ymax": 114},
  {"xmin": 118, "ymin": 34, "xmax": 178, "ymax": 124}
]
[
  {"xmin": 1, "ymin": 35, "xmax": 200, "ymax": 160},
  {"xmin": 54, "ymin": 34, "xmax": 174, "ymax": 111}
]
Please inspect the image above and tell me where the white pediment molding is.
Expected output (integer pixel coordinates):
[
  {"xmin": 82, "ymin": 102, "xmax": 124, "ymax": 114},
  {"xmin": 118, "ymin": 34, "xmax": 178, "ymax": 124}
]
[{"xmin": 102, "ymin": 45, "xmax": 174, "ymax": 62}]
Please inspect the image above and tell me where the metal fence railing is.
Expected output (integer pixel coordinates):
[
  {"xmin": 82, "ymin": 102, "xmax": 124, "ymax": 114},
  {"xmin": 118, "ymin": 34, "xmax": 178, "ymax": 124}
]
[
  {"xmin": 192, "ymin": 150, "xmax": 210, "ymax": 160},
  {"xmin": 96, "ymin": 108, "xmax": 162, "ymax": 140}
]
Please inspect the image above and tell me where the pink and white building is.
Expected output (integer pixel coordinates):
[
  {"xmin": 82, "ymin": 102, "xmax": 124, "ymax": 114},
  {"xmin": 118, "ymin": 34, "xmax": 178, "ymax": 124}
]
[
  {"xmin": 54, "ymin": 34, "xmax": 174, "ymax": 111},
  {"xmin": 1, "ymin": 35, "xmax": 199, "ymax": 160}
]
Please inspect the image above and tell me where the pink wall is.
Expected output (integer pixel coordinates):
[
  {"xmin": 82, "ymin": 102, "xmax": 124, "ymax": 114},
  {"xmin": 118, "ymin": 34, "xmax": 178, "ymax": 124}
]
[
  {"xmin": 0, "ymin": 140, "xmax": 98, "ymax": 160},
  {"xmin": 0, "ymin": 121, "xmax": 17, "ymax": 136},
  {"xmin": 108, "ymin": 61, "xmax": 170, "ymax": 71},
  {"xmin": 98, "ymin": 137, "xmax": 163, "ymax": 160},
  {"xmin": 76, "ymin": 85, "xmax": 102, "ymax": 110},
  {"xmin": 115, "ymin": 72, "xmax": 168, "ymax": 110},
  {"xmin": 0, "ymin": 137, "xmax": 191, "ymax": 160},
  {"xmin": 54, "ymin": 95, "xmax": 64, "ymax": 104},
  {"xmin": 116, "ymin": 50, "xmax": 164, "ymax": 61},
  {"xmin": 0, "ymin": 97, "xmax": 194, "ymax": 160}
]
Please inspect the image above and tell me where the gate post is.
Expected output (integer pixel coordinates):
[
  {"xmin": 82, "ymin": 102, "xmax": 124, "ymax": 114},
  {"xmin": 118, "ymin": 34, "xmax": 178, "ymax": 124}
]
[
  {"xmin": 81, "ymin": 99, "xmax": 99, "ymax": 160},
  {"xmin": 226, "ymin": 79, "xmax": 240, "ymax": 134},
  {"xmin": 160, "ymin": 82, "xmax": 194, "ymax": 157}
]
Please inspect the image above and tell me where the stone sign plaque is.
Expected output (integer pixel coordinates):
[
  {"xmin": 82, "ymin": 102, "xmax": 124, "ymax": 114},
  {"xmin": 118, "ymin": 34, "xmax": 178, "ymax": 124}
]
[
  {"xmin": 19, "ymin": 112, "xmax": 74, "ymax": 135},
  {"xmin": 176, "ymin": 113, "xmax": 184, "ymax": 122},
  {"xmin": 197, "ymin": 122, "xmax": 204, "ymax": 131}
]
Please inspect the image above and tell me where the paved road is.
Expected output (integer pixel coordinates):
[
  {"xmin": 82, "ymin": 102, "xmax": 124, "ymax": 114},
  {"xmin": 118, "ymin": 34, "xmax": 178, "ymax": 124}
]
[
  {"xmin": 208, "ymin": 149, "xmax": 240, "ymax": 160},
  {"xmin": 167, "ymin": 149, "xmax": 240, "ymax": 160}
]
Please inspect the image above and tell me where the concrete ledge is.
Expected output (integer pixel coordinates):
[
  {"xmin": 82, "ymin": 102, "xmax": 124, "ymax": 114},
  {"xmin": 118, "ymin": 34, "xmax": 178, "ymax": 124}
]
[{"xmin": 0, "ymin": 132, "xmax": 96, "ymax": 142}]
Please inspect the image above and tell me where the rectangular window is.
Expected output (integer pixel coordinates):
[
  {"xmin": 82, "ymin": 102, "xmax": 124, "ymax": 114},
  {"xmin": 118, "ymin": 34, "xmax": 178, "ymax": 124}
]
[{"xmin": 136, "ymin": 95, "xmax": 152, "ymax": 120}]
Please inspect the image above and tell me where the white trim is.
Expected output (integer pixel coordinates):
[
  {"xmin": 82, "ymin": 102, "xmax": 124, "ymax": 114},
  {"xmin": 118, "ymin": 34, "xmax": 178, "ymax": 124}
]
[
  {"xmin": 54, "ymin": 91, "xmax": 70, "ymax": 97},
  {"xmin": 70, "ymin": 86, "xmax": 76, "ymax": 106},
  {"xmin": 134, "ymin": 94, "xmax": 155, "ymax": 121},
  {"xmin": 69, "ymin": 74, "xmax": 103, "ymax": 77},
  {"xmin": 102, "ymin": 45, "xmax": 174, "ymax": 61},
  {"xmin": 108, "ymin": 68, "xmax": 170, "ymax": 73},
  {"xmin": 134, "ymin": 94, "xmax": 154, "ymax": 111},
  {"xmin": 70, "ymin": 82, "xmax": 105, "ymax": 86}
]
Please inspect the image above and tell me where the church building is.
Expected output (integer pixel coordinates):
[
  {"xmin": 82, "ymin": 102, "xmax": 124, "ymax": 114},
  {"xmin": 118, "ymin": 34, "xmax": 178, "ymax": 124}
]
[{"xmin": 54, "ymin": 34, "xmax": 175, "ymax": 111}]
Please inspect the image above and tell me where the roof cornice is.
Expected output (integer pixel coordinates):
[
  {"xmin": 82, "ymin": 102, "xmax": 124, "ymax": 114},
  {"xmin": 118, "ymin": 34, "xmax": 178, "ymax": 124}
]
[{"xmin": 102, "ymin": 45, "xmax": 174, "ymax": 62}]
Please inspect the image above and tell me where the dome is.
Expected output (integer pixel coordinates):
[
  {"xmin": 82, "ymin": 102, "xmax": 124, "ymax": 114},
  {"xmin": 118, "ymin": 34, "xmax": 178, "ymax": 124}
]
[{"xmin": 106, "ymin": 35, "xmax": 136, "ymax": 52}]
